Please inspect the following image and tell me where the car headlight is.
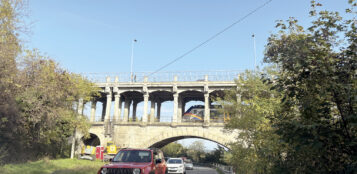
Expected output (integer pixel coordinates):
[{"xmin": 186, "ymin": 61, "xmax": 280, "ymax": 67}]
[
  {"xmin": 133, "ymin": 168, "xmax": 140, "ymax": 174},
  {"xmin": 101, "ymin": 168, "xmax": 107, "ymax": 174}
]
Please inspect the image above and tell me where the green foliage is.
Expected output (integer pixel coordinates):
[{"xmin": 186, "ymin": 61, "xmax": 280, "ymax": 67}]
[
  {"xmin": 0, "ymin": 1, "xmax": 99, "ymax": 164},
  {"xmin": 186, "ymin": 140, "xmax": 206, "ymax": 162},
  {"xmin": 263, "ymin": 1, "xmax": 357, "ymax": 173},
  {"xmin": 221, "ymin": 1, "xmax": 356, "ymax": 173},
  {"xmin": 161, "ymin": 142, "xmax": 186, "ymax": 158},
  {"xmin": 219, "ymin": 69, "xmax": 283, "ymax": 174},
  {"xmin": 204, "ymin": 145, "xmax": 227, "ymax": 165}
]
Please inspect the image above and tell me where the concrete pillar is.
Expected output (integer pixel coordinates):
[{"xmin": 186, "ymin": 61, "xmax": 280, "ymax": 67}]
[
  {"xmin": 150, "ymin": 100, "xmax": 155, "ymax": 122},
  {"xmin": 142, "ymin": 94, "xmax": 149, "ymax": 122},
  {"xmin": 113, "ymin": 94, "xmax": 120, "ymax": 122},
  {"xmin": 118, "ymin": 99, "xmax": 122, "ymax": 121},
  {"xmin": 104, "ymin": 94, "xmax": 112, "ymax": 121},
  {"xmin": 132, "ymin": 101, "xmax": 138, "ymax": 121},
  {"xmin": 172, "ymin": 93, "xmax": 178, "ymax": 123},
  {"xmin": 90, "ymin": 101, "xmax": 97, "ymax": 122},
  {"xmin": 178, "ymin": 96, "xmax": 182, "ymax": 123},
  {"xmin": 157, "ymin": 101, "xmax": 161, "ymax": 121},
  {"xmin": 123, "ymin": 99, "xmax": 131, "ymax": 122},
  {"xmin": 101, "ymin": 101, "xmax": 106, "ymax": 121},
  {"xmin": 204, "ymin": 93, "xmax": 210, "ymax": 124}
]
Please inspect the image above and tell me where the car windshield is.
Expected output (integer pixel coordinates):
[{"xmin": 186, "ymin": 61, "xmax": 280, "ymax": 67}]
[
  {"xmin": 167, "ymin": 159, "xmax": 183, "ymax": 164},
  {"xmin": 113, "ymin": 150, "xmax": 152, "ymax": 163}
]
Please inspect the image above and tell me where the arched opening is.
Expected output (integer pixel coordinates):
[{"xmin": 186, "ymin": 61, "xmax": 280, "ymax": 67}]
[
  {"xmin": 149, "ymin": 90, "xmax": 174, "ymax": 122},
  {"xmin": 149, "ymin": 136, "xmax": 228, "ymax": 150},
  {"xmin": 82, "ymin": 133, "xmax": 101, "ymax": 146},
  {"xmin": 121, "ymin": 91, "xmax": 143, "ymax": 122},
  {"xmin": 155, "ymin": 137, "xmax": 229, "ymax": 164},
  {"xmin": 180, "ymin": 90, "xmax": 204, "ymax": 122}
]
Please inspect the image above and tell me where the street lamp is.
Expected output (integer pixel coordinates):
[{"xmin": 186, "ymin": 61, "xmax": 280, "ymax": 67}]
[{"xmin": 130, "ymin": 39, "xmax": 137, "ymax": 82}]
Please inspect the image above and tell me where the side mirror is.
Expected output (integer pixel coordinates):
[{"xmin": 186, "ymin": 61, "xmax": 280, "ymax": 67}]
[{"xmin": 155, "ymin": 159, "xmax": 162, "ymax": 164}]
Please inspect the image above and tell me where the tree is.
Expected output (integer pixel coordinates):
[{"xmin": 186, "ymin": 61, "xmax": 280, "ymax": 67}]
[
  {"xmin": 219, "ymin": 69, "xmax": 282, "ymax": 174},
  {"xmin": 186, "ymin": 140, "xmax": 206, "ymax": 162},
  {"xmin": 264, "ymin": 0, "xmax": 357, "ymax": 173},
  {"xmin": 0, "ymin": 0, "xmax": 26, "ymax": 163},
  {"xmin": 204, "ymin": 145, "xmax": 227, "ymax": 164},
  {"xmin": 0, "ymin": 49, "xmax": 98, "ymax": 163},
  {"xmin": 161, "ymin": 142, "xmax": 186, "ymax": 157},
  {"xmin": 0, "ymin": 0, "xmax": 99, "ymax": 163}
]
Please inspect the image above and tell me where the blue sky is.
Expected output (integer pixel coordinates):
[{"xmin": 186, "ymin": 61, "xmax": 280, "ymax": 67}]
[{"xmin": 24, "ymin": 0, "xmax": 351, "ymax": 150}]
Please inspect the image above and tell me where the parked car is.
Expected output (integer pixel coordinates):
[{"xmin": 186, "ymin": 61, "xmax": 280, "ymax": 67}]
[
  {"xmin": 166, "ymin": 158, "xmax": 186, "ymax": 174},
  {"xmin": 184, "ymin": 159, "xmax": 193, "ymax": 170},
  {"xmin": 97, "ymin": 148, "xmax": 167, "ymax": 174}
]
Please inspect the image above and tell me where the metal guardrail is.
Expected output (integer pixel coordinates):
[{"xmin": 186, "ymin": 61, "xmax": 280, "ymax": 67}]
[
  {"xmin": 213, "ymin": 163, "xmax": 235, "ymax": 174},
  {"xmin": 82, "ymin": 70, "xmax": 242, "ymax": 83}
]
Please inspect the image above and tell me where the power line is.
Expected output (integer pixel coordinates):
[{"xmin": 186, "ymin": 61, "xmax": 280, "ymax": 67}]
[{"xmin": 147, "ymin": 0, "xmax": 273, "ymax": 77}]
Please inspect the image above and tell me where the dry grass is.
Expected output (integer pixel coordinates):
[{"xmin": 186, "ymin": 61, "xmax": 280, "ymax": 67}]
[{"xmin": 0, "ymin": 158, "xmax": 106, "ymax": 174}]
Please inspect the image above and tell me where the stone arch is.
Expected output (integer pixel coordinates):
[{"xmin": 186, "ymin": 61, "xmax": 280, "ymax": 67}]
[
  {"xmin": 121, "ymin": 91, "xmax": 144, "ymax": 101},
  {"xmin": 178, "ymin": 89, "xmax": 204, "ymax": 94},
  {"xmin": 148, "ymin": 136, "xmax": 230, "ymax": 150},
  {"xmin": 81, "ymin": 133, "xmax": 101, "ymax": 146},
  {"xmin": 143, "ymin": 128, "xmax": 233, "ymax": 150},
  {"xmin": 149, "ymin": 90, "xmax": 173, "ymax": 102},
  {"xmin": 179, "ymin": 90, "xmax": 204, "ymax": 103}
]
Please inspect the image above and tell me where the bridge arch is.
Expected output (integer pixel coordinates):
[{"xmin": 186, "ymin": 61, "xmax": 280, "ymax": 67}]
[
  {"xmin": 148, "ymin": 136, "xmax": 229, "ymax": 150},
  {"xmin": 142, "ymin": 127, "xmax": 233, "ymax": 150},
  {"xmin": 149, "ymin": 90, "xmax": 173, "ymax": 102},
  {"xmin": 81, "ymin": 133, "xmax": 101, "ymax": 146}
]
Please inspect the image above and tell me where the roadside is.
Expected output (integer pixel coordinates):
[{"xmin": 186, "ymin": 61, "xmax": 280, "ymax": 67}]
[{"xmin": 0, "ymin": 158, "xmax": 105, "ymax": 174}]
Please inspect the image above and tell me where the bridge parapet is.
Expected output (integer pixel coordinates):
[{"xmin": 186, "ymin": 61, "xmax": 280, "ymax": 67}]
[{"xmin": 83, "ymin": 70, "xmax": 242, "ymax": 83}]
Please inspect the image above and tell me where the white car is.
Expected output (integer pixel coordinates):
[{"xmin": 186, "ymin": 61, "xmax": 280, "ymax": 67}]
[{"xmin": 166, "ymin": 158, "xmax": 186, "ymax": 174}]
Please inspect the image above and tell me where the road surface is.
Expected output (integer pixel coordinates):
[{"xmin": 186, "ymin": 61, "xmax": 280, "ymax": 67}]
[{"xmin": 185, "ymin": 166, "xmax": 218, "ymax": 174}]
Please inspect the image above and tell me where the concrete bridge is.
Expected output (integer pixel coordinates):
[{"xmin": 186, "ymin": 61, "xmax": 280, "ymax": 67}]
[{"xmin": 78, "ymin": 72, "xmax": 241, "ymax": 150}]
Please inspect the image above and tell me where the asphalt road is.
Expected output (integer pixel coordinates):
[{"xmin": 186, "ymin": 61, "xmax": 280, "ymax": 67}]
[{"xmin": 185, "ymin": 166, "xmax": 218, "ymax": 174}]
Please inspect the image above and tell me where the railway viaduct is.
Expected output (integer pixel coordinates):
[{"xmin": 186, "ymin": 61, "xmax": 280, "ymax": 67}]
[{"xmin": 76, "ymin": 72, "xmax": 241, "ymax": 151}]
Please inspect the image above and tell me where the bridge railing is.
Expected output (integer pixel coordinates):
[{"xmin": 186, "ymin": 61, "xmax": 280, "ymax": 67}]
[{"xmin": 82, "ymin": 70, "xmax": 242, "ymax": 83}]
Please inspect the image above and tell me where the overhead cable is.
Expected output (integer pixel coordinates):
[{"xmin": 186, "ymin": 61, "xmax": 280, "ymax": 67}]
[{"xmin": 147, "ymin": 0, "xmax": 273, "ymax": 77}]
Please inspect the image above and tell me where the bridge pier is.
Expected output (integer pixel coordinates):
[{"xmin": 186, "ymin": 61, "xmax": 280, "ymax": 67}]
[
  {"xmin": 142, "ymin": 93, "xmax": 149, "ymax": 123},
  {"xmin": 149, "ymin": 100, "xmax": 155, "ymax": 122},
  {"xmin": 132, "ymin": 100, "xmax": 138, "ymax": 121},
  {"xmin": 204, "ymin": 93, "xmax": 210, "ymax": 126},
  {"xmin": 90, "ymin": 100, "xmax": 96, "ymax": 122},
  {"xmin": 157, "ymin": 101, "xmax": 161, "ymax": 120},
  {"xmin": 104, "ymin": 93, "xmax": 112, "ymax": 121},
  {"xmin": 123, "ymin": 99, "xmax": 130, "ymax": 122},
  {"xmin": 113, "ymin": 94, "xmax": 120, "ymax": 122}
]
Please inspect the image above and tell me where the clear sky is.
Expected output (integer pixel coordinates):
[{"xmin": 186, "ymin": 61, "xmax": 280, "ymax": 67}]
[{"xmin": 23, "ymin": 0, "xmax": 351, "ymax": 150}]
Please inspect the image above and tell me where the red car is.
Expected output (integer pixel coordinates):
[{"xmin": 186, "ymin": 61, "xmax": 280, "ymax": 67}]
[{"xmin": 97, "ymin": 148, "xmax": 167, "ymax": 174}]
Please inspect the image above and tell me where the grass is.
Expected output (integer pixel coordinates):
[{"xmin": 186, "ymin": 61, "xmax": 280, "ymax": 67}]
[{"xmin": 0, "ymin": 158, "xmax": 106, "ymax": 174}]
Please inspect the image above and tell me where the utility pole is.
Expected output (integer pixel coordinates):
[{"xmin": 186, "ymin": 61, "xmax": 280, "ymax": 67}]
[
  {"xmin": 252, "ymin": 34, "xmax": 257, "ymax": 71},
  {"xmin": 130, "ymin": 39, "xmax": 137, "ymax": 82}
]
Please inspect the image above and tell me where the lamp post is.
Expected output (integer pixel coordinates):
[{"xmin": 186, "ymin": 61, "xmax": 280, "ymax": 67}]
[
  {"xmin": 130, "ymin": 39, "xmax": 137, "ymax": 82},
  {"xmin": 252, "ymin": 34, "xmax": 257, "ymax": 71}
]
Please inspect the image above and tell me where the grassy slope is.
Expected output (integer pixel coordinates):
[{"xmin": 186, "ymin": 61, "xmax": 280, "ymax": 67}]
[{"xmin": 0, "ymin": 158, "xmax": 106, "ymax": 174}]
